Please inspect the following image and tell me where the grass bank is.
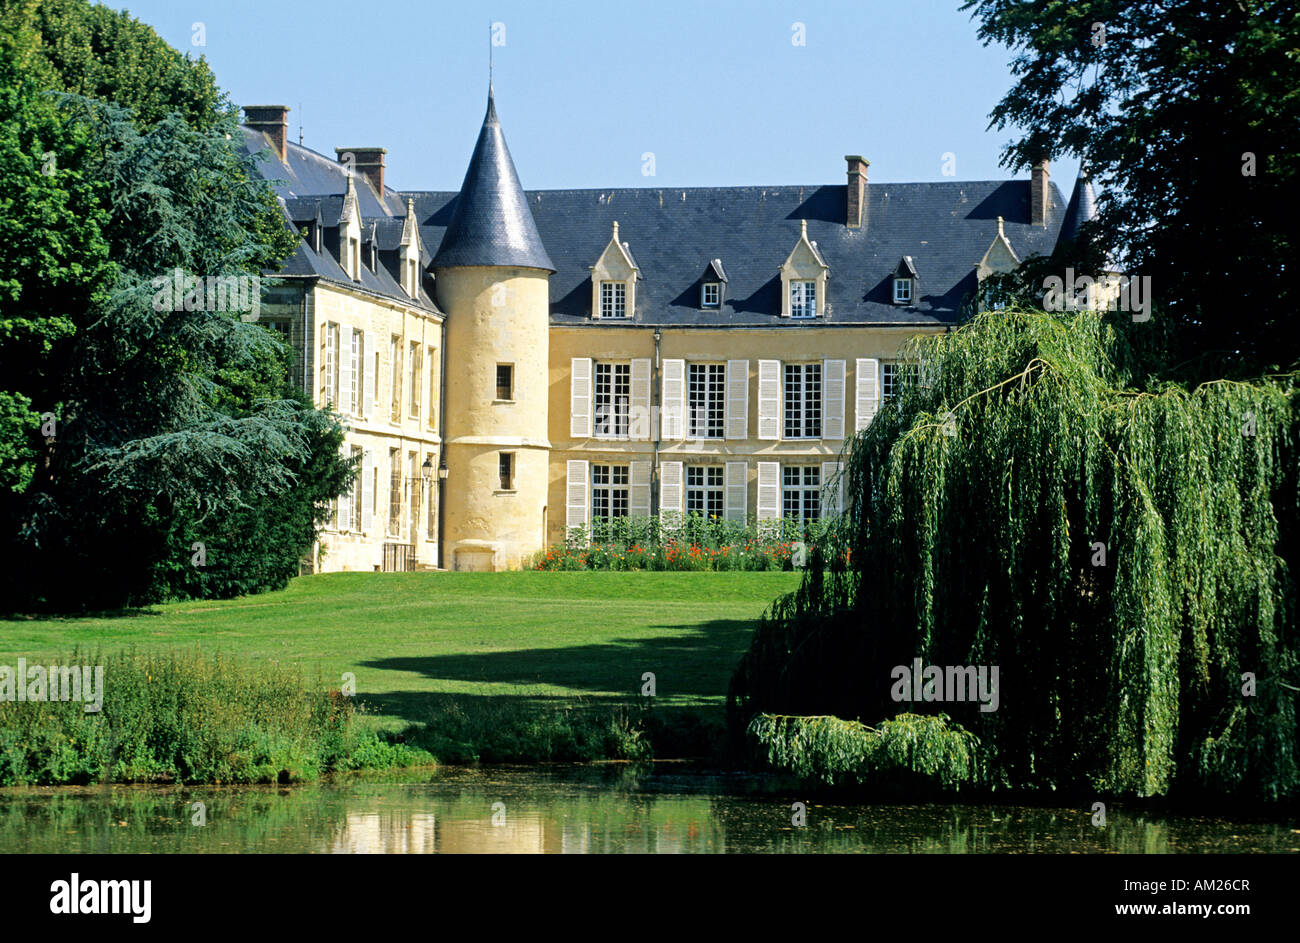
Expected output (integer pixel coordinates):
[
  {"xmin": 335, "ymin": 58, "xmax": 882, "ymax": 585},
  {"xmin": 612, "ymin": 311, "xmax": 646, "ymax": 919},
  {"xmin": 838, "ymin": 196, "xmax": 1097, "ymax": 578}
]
[{"xmin": 0, "ymin": 572, "xmax": 799, "ymax": 782}]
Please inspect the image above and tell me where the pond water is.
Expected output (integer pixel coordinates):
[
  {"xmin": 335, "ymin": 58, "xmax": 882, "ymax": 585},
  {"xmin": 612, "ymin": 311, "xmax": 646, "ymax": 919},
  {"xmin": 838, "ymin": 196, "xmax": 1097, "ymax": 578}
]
[{"xmin": 3, "ymin": 764, "xmax": 1297, "ymax": 853}]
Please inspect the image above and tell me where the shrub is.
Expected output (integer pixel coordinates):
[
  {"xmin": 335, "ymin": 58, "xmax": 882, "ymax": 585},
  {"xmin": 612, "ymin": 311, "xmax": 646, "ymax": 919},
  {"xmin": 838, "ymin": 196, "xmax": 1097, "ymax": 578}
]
[{"xmin": 0, "ymin": 649, "xmax": 429, "ymax": 785}]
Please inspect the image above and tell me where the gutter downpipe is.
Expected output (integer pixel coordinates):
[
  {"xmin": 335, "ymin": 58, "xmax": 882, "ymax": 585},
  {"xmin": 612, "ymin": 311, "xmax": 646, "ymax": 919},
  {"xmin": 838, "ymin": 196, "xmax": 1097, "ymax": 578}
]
[
  {"xmin": 437, "ymin": 308, "xmax": 448, "ymax": 570},
  {"xmin": 651, "ymin": 328, "xmax": 661, "ymax": 515}
]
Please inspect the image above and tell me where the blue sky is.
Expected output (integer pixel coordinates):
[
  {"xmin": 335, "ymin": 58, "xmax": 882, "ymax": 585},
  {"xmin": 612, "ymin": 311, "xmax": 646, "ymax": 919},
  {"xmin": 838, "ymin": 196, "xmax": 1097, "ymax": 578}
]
[{"xmin": 112, "ymin": 0, "xmax": 1080, "ymax": 193}]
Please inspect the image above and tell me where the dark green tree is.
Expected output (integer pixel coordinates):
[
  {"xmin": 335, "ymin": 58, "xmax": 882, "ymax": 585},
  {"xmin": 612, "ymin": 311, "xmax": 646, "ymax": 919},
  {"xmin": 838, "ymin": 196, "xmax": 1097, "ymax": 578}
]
[
  {"xmin": 0, "ymin": 55, "xmax": 350, "ymax": 608},
  {"xmin": 961, "ymin": 0, "xmax": 1300, "ymax": 375}
]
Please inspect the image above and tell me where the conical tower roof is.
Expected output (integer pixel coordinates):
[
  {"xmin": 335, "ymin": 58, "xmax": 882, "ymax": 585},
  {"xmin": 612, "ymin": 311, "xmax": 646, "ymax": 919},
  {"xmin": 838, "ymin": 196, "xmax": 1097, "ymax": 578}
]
[
  {"xmin": 433, "ymin": 90, "xmax": 554, "ymax": 272},
  {"xmin": 1057, "ymin": 167, "xmax": 1098, "ymax": 247}
]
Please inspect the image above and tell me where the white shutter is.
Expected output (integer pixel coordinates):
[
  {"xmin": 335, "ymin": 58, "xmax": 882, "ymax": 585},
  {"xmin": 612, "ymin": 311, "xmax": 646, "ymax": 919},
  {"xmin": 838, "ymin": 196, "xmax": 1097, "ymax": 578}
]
[
  {"xmin": 823, "ymin": 359, "xmax": 845, "ymax": 440},
  {"xmin": 630, "ymin": 358, "xmax": 651, "ymax": 440},
  {"xmin": 757, "ymin": 359, "xmax": 780, "ymax": 440},
  {"xmin": 340, "ymin": 330, "xmax": 353, "ymax": 417},
  {"xmin": 822, "ymin": 461, "xmax": 844, "ymax": 515},
  {"xmin": 570, "ymin": 358, "xmax": 592, "ymax": 438},
  {"xmin": 360, "ymin": 451, "xmax": 374, "ymax": 532},
  {"xmin": 338, "ymin": 445, "xmax": 353, "ymax": 531},
  {"xmin": 318, "ymin": 322, "xmax": 328, "ymax": 405},
  {"xmin": 360, "ymin": 331, "xmax": 370, "ymax": 418},
  {"xmin": 629, "ymin": 461, "xmax": 651, "ymax": 517},
  {"xmin": 855, "ymin": 358, "xmax": 879, "ymax": 431},
  {"xmin": 756, "ymin": 461, "xmax": 780, "ymax": 521},
  {"xmin": 566, "ymin": 460, "xmax": 589, "ymax": 531},
  {"xmin": 725, "ymin": 359, "xmax": 748, "ymax": 440},
  {"xmin": 661, "ymin": 358, "xmax": 685, "ymax": 440},
  {"xmin": 659, "ymin": 461, "xmax": 683, "ymax": 520},
  {"xmin": 724, "ymin": 461, "xmax": 747, "ymax": 521}
]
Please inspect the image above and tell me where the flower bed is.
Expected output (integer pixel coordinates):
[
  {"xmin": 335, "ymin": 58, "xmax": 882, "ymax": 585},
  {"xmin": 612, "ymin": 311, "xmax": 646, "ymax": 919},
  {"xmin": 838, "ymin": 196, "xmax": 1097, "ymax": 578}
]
[{"xmin": 534, "ymin": 515, "xmax": 846, "ymax": 572}]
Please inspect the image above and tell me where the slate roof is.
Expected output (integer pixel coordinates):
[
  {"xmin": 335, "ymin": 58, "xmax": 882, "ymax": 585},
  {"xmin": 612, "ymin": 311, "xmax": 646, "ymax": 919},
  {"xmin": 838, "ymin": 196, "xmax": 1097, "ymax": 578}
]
[
  {"xmin": 241, "ymin": 127, "xmax": 404, "ymax": 218},
  {"xmin": 243, "ymin": 97, "xmax": 1085, "ymax": 328},
  {"xmin": 402, "ymin": 179, "xmax": 1070, "ymax": 327},
  {"xmin": 238, "ymin": 127, "xmax": 439, "ymax": 312},
  {"xmin": 431, "ymin": 91, "xmax": 555, "ymax": 272},
  {"xmin": 1058, "ymin": 170, "xmax": 1098, "ymax": 246}
]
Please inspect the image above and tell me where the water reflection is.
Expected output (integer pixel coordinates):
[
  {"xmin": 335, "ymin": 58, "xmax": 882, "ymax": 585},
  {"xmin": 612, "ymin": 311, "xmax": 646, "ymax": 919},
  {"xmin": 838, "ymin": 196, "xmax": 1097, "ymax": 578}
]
[{"xmin": 2, "ymin": 765, "xmax": 1296, "ymax": 854}]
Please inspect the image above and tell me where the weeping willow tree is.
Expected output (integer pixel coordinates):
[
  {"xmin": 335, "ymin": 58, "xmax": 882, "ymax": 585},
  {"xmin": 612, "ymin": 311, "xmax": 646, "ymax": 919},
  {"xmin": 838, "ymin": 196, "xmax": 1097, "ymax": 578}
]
[{"xmin": 730, "ymin": 309, "xmax": 1299, "ymax": 800}]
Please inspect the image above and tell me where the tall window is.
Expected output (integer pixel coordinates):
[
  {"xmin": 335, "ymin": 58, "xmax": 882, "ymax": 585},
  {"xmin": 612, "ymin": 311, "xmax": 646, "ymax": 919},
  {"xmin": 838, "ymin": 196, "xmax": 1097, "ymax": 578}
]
[
  {"xmin": 686, "ymin": 466, "xmax": 724, "ymax": 518},
  {"xmin": 591, "ymin": 464, "xmax": 629, "ymax": 519},
  {"xmin": 499, "ymin": 452, "xmax": 514, "ymax": 491},
  {"xmin": 350, "ymin": 329, "xmax": 362, "ymax": 416},
  {"xmin": 893, "ymin": 277, "xmax": 913, "ymax": 304},
  {"xmin": 702, "ymin": 282, "xmax": 720, "ymax": 307},
  {"xmin": 783, "ymin": 362, "xmax": 822, "ymax": 438},
  {"xmin": 409, "ymin": 342, "xmax": 421, "ymax": 420},
  {"xmin": 600, "ymin": 281, "xmax": 627, "ymax": 318},
  {"xmin": 390, "ymin": 336, "xmax": 402, "ymax": 423},
  {"xmin": 496, "ymin": 364, "xmax": 514, "ymax": 401},
  {"xmin": 323, "ymin": 322, "xmax": 340, "ymax": 407},
  {"xmin": 594, "ymin": 362, "xmax": 630, "ymax": 437},
  {"xmin": 790, "ymin": 280, "xmax": 817, "ymax": 318},
  {"xmin": 350, "ymin": 446, "xmax": 363, "ymax": 532},
  {"xmin": 388, "ymin": 448, "xmax": 401, "ymax": 536},
  {"xmin": 782, "ymin": 466, "xmax": 821, "ymax": 521},
  {"xmin": 407, "ymin": 451, "xmax": 418, "ymax": 541},
  {"xmin": 687, "ymin": 363, "xmax": 725, "ymax": 439}
]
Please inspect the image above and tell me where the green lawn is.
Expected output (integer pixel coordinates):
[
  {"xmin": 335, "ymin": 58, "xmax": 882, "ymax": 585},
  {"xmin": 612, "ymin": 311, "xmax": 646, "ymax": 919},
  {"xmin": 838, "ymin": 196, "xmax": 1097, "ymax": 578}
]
[{"xmin": 0, "ymin": 571, "xmax": 799, "ymax": 731}]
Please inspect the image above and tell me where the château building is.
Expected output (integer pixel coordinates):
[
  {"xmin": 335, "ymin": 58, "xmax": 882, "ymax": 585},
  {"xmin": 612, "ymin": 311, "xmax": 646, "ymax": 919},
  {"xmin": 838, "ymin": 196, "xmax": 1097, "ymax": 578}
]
[{"xmin": 241, "ymin": 92, "xmax": 1096, "ymax": 572}]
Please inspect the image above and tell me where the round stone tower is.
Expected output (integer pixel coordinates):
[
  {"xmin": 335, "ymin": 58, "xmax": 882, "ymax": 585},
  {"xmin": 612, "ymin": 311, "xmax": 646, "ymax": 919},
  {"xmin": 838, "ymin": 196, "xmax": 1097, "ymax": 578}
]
[{"xmin": 433, "ymin": 89, "xmax": 554, "ymax": 571}]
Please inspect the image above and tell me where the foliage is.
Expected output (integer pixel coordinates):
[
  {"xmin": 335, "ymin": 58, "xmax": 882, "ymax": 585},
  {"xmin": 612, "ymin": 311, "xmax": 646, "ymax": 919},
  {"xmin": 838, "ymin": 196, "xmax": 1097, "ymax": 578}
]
[
  {"xmin": 0, "ymin": 47, "xmax": 112, "ymax": 498},
  {"xmin": 0, "ymin": 649, "xmax": 431, "ymax": 785},
  {"xmin": 0, "ymin": 0, "xmax": 226, "ymax": 131},
  {"xmin": 747, "ymin": 712, "xmax": 980, "ymax": 789},
  {"xmin": 961, "ymin": 0, "xmax": 1300, "ymax": 375},
  {"xmin": 535, "ymin": 514, "xmax": 846, "ymax": 572},
  {"xmin": 731, "ymin": 308, "xmax": 1299, "ymax": 800},
  {"xmin": 0, "ymin": 65, "xmax": 344, "ymax": 609}
]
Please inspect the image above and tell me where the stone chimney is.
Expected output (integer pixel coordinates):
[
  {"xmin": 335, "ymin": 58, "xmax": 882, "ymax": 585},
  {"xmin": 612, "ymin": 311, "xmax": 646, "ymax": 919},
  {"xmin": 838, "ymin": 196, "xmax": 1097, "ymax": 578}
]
[
  {"xmin": 845, "ymin": 155, "xmax": 869, "ymax": 229},
  {"xmin": 1030, "ymin": 157, "xmax": 1050, "ymax": 227},
  {"xmin": 336, "ymin": 147, "xmax": 387, "ymax": 195},
  {"xmin": 243, "ymin": 105, "xmax": 289, "ymax": 163}
]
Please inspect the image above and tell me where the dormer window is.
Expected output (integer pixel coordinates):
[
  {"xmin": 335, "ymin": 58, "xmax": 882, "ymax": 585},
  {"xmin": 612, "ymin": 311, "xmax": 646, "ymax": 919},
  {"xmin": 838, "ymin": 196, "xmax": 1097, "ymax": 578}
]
[
  {"xmin": 600, "ymin": 281, "xmax": 627, "ymax": 318},
  {"xmin": 780, "ymin": 219, "xmax": 829, "ymax": 319},
  {"xmin": 590, "ymin": 221, "xmax": 639, "ymax": 320},
  {"xmin": 697, "ymin": 259, "xmax": 728, "ymax": 311},
  {"xmin": 891, "ymin": 256, "xmax": 919, "ymax": 306},
  {"xmin": 790, "ymin": 280, "xmax": 817, "ymax": 318}
]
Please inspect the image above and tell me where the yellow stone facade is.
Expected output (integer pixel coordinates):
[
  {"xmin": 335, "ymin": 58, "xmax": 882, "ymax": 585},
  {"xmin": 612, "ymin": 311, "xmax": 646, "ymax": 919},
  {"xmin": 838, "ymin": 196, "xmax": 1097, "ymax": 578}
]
[
  {"xmin": 436, "ymin": 265, "xmax": 552, "ymax": 572},
  {"xmin": 265, "ymin": 280, "xmax": 443, "ymax": 573},
  {"xmin": 547, "ymin": 324, "xmax": 943, "ymax": 550}
]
